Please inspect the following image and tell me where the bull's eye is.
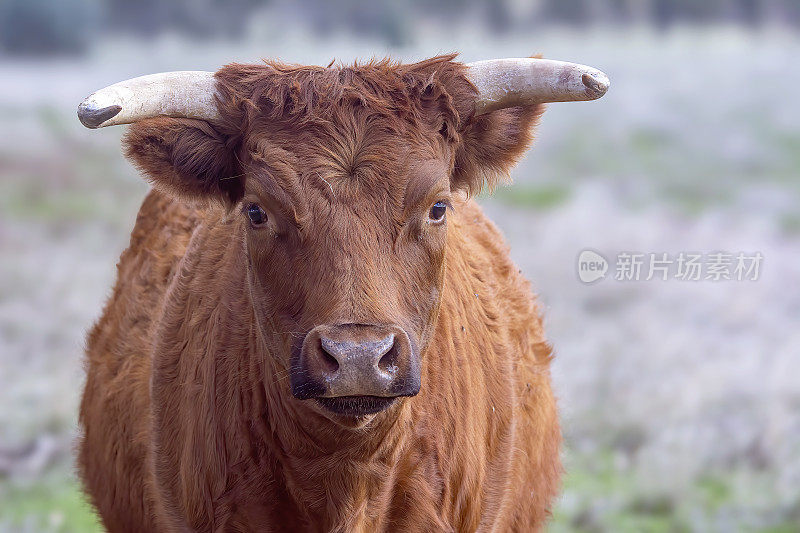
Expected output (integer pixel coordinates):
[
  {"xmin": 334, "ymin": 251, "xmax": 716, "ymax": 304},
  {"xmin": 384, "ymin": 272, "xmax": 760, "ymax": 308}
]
[
  {"xmin": 428, "ymin": 201, "xmax": 447, "ymax": 222},
  {"xmin": 247, "ymin": 204, "xmax": 267, "ymax": 226}
]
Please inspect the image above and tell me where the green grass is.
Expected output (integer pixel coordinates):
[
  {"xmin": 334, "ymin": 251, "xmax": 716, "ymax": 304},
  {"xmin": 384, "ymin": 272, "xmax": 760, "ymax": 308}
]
[
  {"xmin": 0, "ymin": 144, "xmax": 146, "ymax": 229},
  {"xmin": 0, "ymin": 474, "xmax": 102, "ymax": 532},
  {"xmin": 499, "ymin": 116, "xmax": 800, "ymax": 217},
  {"xmin": 0, "ymin": 183, "xmax": 109, "ymax": 221},
  {"xmin": 494, "ymin": 183, "xmax": 571, "ymax": 210},
  {"xmin": 548, "ymin": 448, "xmax": 800, "ymax": 533},
  {"xmin": 548, "ymin": 450, "xmax": 683, "ymax": 533}
]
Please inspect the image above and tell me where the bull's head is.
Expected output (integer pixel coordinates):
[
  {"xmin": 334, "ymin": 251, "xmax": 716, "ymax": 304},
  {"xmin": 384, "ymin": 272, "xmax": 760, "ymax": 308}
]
[{"xmin": 79, "ymin": 56, "xmax": 608, "ymax": 425}]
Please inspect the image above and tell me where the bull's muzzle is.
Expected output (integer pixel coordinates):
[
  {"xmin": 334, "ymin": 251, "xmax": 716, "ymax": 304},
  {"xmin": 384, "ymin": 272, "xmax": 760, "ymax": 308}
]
[{"xmin": 291, "ymin": 324, "xmax": 420, "ymax": 416}]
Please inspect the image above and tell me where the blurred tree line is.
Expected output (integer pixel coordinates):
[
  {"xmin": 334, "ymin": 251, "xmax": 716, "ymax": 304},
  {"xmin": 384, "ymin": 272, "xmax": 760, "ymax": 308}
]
[{"xmin": 1, "ymin": 0, "xmax": 799, "ymax": 55}]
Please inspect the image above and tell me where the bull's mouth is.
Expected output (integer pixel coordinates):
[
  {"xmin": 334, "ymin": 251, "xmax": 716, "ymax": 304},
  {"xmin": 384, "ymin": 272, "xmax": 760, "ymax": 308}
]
[{"xmin": 315, "ymin": 395, "xmax": 397, "ymax": 417}]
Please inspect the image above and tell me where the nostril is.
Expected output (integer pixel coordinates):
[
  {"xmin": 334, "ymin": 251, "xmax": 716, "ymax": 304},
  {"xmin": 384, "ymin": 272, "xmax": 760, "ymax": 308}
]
[
  {"xmin": 377, "ymin": 342, "xmax": 398, "ymax": 373},
  {"xmin": 318, "ymin": 339, "xmax": 340, "ymax": 374}
]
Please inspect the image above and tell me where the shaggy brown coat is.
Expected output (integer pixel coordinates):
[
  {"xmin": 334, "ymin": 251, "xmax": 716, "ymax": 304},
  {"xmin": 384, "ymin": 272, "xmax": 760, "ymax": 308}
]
[{"xmin": 78, "ymin": 55, "xmax": 560, "ymax": 532}]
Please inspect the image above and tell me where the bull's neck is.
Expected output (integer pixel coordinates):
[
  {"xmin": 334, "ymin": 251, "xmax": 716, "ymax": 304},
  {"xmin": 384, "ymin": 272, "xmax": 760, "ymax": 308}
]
[
  {"xmin": 244, "ymin": 317, "xmax": 418, "ymax": 528},
  {"xmin": 153, "ymin": 215, "xmax": 420, "ymax": 528},
  {"xmin": 242, "ymin": 273, "xmax": 419, "ymax": 525}
]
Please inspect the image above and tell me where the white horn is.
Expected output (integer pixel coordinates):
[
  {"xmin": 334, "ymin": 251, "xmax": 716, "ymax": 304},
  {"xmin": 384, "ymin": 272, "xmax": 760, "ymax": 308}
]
[
  {"xmin": 466, "ymin": 58, "xmax": 610, "ymax": 115},
  {"xmin": 77, "ymin": 71, "xmax": 220, "ymax": 129}
]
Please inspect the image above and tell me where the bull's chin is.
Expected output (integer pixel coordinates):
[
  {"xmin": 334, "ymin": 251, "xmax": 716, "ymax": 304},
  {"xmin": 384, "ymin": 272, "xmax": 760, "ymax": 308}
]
[{"xmin": 315, "ymin": 395, "xmax": 397, "ymax": 418}]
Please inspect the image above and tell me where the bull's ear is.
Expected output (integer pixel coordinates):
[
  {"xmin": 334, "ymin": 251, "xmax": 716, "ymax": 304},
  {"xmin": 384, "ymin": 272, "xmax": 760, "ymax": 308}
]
[
  {"xmin": 123, "ymin": 117, "xmax": 242, "ymax": 205},
  {"xmin": 451, "ymin": 103, "xmax": 545, "ymax": 196},
  {"xmin": 400, "ymin": 55, "xmax": 545, "ymax": 197}
]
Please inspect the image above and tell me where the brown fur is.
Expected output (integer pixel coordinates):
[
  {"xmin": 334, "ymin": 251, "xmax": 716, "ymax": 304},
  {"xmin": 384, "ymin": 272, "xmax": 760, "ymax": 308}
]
[{"xmin": 79, "ymin": 55, "xmax": 560, "ymax": 532}]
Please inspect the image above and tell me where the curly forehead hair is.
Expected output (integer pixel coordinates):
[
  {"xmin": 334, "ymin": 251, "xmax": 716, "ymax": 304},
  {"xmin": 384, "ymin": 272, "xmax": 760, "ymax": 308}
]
[
  {"xmin": 123, "ymin": 54, "xmax": 544, "ymax": 209},
  {"xmin": 209, "ymin": 54, "xmax": 544, "ymax": 197},
  {"xmin": 214, "ymin": 54, "xmax": 474, "ymax": 139}
]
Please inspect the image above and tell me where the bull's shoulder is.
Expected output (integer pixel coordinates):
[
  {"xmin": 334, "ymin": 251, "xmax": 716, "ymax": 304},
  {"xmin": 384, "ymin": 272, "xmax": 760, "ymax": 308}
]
[
  {"xmin": 114, "ymin": 188, "xmax": 202, "ymax": 304},
  {"xmin": 446, "ymin": 199, "xmax": 548, "ymax": 357},
  {"xmin": 85, "ymin": 189, "xmax": 201, "ymax": 371},
  {"xmin": 448, "ymin": 199, "xmax": 521, "ymax": 282},
  {"xmin": 436, "ymin": 200, "xmax": 559, "ymax": 530},
  {"xmin": 80, "ymin": 189, "xmax": 206, "ymax": 531}
]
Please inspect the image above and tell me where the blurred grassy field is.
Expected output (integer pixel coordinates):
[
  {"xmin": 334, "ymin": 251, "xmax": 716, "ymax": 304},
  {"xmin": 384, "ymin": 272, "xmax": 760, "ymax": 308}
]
[
  {"xmin": 1, "ymin": 27, "xmax": 799, "ymax": 532},
  {"xmin": 0, "ymin": 474, "xmax": 101, "ymax": 532}
]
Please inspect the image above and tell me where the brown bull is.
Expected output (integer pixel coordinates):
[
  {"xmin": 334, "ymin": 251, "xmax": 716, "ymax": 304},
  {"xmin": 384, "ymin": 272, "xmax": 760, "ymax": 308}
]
[{"xmin": 76, "ymin": 55, "xmax": 608, "ymax": 531}]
